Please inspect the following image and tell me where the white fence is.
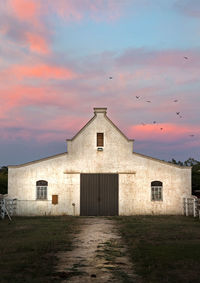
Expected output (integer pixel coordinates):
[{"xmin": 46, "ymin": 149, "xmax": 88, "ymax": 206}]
[
  {"xmin": 0, "ymin": 198, "xmax": 17, "ymax": 220},
  {"xmin": 183, "ymin": 197, "xmax": 200, "ymax": 218},
  {"xmin": 1, "ymin": 197, "xmax": 200, "ymax": 219}
]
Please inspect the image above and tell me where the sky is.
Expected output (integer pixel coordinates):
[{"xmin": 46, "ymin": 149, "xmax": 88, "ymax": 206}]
[{"xmin": 0, "ymin": 0, "xmax": 200, "ymax": 166}]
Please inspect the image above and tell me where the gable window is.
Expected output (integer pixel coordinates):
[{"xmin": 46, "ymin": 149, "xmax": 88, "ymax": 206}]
[
  {"xmin": 151, "ymin": 181, "xmax": 163, "ymax": 201},
  {"xmin": 36, "ymin": 180, "xmax": 48, "ymax": 200},
  {"xmin": 97, "ymin": 133, "xmax": 104, "ymax": 147}
]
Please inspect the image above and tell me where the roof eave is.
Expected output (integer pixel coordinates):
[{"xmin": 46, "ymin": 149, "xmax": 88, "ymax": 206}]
[
  {"xmin": 133, "ymin": 152, "xmax": 192, "ymax": 169},
  {"xmin": 8, "ymin": 152, "xmax": 67, "ymax": 168}
]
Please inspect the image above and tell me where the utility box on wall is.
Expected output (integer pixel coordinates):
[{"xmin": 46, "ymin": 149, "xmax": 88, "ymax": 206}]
[{"xmin": 52, "ymin": 195, "xmax": 58, "ymax": 205}]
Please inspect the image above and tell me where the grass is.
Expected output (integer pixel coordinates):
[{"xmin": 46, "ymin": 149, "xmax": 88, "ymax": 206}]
[
  {"xmin": 111, "ymin": 215, "xmax": 200, "ymax": 283},
  {"xmin": 101, "ymin": 239, "xmax": 124, "ymax": 261},
  {"xmin": 1, "ymin": 215, "xmax": 200, "ymax": 282},
  {"xmin": 100, "ymin": 239, "xmax": 134, "ymax": 282},
  {"xmin": 0, "ymin": 216, "xmax": 77, "ymax": 283}
]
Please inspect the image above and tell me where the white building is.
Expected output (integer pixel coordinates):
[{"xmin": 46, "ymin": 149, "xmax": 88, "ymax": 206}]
[{"xmin": 8, "ymin": 107, "xmax": 192, "ymax": 216}]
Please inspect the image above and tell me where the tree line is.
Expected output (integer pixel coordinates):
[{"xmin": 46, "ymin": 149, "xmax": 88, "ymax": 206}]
[
  {"xmin": 0, "ymin": 166, "xmax": 8, "ymax": 195},
  {"xmin": 169, "ymin": 158, "xmax": 200, "ymax": 196},
  {"xmin": 0, "ymin": 158, "xmax": 200, "ymax": 195}
]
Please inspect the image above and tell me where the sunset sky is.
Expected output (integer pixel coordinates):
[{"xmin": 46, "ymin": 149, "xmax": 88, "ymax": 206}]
[{"xmin": 0, "ymin": 0, "xmax": 200, "ymax": 166}]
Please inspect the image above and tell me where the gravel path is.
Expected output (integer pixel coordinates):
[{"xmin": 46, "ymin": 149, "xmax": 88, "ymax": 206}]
[{"xmin": 55, "ymin": 217, "xmax": 139, "ymax": 282}]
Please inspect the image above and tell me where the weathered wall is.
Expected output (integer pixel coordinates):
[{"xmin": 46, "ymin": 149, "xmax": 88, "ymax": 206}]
[
  {"xmin": 8, "ymin": 154, "xmax": 80, "ymax": 216},
  {"xmin": 8, "ymin": 109, "xmax": 191, "ymax": 216},
  {"xmin": 119, "ymin": 154, "xmax": 191, "ymax": 215}
]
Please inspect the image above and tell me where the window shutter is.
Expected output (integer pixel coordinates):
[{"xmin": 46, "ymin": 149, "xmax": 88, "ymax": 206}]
[{"xmin": 97, "ymin": 133, "xmax": 104, "ymax": 146}]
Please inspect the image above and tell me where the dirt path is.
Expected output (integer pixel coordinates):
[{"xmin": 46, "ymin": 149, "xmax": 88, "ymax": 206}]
[{"xmin": 54, "ymin": 217, "xmax": 139, "ymax": 282}]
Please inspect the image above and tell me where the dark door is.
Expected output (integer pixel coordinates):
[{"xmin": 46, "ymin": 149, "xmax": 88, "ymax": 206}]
[{"xmin": 80, "ymin": 173, "xmax": 118, "ymax": 216}]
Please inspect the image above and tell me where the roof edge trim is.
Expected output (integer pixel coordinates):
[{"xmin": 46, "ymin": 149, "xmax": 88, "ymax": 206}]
[
  {"xmin": 66, "ymin": 112, "xmax": 134, "ymax": 143},
  {"xmin": 105, "ymin": 115, "xmax": 134, "ymax": 142},
  {"xmin": 66, "ymin": 115, "xmax": 96, "ymax": 141},
  {"xmin": 8, "ymin": 152, "xmax": 67, "ymax": 168},
  {"xmin": 133, "ymin": 152, "xmax": 192, "ymax": 169}
]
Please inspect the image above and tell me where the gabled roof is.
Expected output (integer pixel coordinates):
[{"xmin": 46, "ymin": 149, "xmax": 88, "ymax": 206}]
[
  {"xmin": 66, "ymin": 107, "xmax": 134, "ymax": 143},
  {"xmin": 66, "ymin": 115, "xmax": 96, "ymax": 142},
  {"xmin": 105, "ymin": 115, "xmax": 134, "ymax": 142},
  {"xmin": 8, "ymin": 108, "xmax": 190, "ymax": 170}
]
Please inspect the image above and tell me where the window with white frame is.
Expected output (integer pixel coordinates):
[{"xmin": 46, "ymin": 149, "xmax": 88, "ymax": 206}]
[
  {"xmin": 36, "ymin": 180, "xmax": 48, "ymax": 200},
  {"xmin": 151, "ymin": 181, "xmax": 163, "ymax": 201}
]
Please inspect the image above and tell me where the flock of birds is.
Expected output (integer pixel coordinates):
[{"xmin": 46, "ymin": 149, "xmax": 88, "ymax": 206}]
[
  {"xmin": 108, "ymin": 56, "xmax": 196, "ymax": 138},
  {"xmin": 134, "ymin": 96, "xmax": 184, "ymax": 131}
]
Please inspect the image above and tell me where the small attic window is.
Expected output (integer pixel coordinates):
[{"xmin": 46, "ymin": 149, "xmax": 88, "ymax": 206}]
[{"xmin": 97, "ymin": 133, "xmax": 104, "ymax": 147}]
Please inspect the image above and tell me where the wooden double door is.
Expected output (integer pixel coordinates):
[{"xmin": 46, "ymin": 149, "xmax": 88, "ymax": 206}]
[{"xmin": 80, "ymin": 173, "xmax": 118, "ymax": 216}]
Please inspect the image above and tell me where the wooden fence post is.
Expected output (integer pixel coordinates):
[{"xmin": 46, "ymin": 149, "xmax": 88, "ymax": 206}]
[
  {"xmin": 185, "ymin": 198, "xmax": 188, "ymax": 216},
  {"xmin": 193, "ymin": 199, "xmax": 196, "ymax": 217}
]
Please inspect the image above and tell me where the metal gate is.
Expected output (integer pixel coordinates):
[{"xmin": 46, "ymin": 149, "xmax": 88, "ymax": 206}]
[{"xmin": 80, "ymin": 174, "xmax": 118, "ymax": 216}]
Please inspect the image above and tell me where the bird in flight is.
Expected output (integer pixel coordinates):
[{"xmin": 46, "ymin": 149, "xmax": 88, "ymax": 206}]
[
  {"xmin": 176, "ymin": 112, "xmax": 182, "ymax": 118},
  {"xmin": 189, "ymin": 134, "xmax": 194, "ymax": 137},
  {"xmin": 153, "ymin": 121, "xmax": 156, "ymax": 124},
  {"xmin": 146, "ymin": 100, "xmax": 151, "ymax": 103},
  {"xmin": 109, "ymin": 77, "xmax": 113, "ymax": 79},
  {"xmin": 136, "ymin": 96, "xmax": 140, "ymax": 99},
  {"xmin": 184, "ymin": 56, "xmax": 188, "ymax": 59},
  {"xmin": 174, "ymin": 100, "xmax": 178, "ymax": 102}
]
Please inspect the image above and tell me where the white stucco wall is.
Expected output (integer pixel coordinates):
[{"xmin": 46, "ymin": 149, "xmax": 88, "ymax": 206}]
[{"xmin": 8, "ymin": 108, "xmax": 191, "ymax": 216}]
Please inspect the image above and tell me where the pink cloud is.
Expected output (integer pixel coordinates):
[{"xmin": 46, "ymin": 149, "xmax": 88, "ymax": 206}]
[
  {"xmin": 9, "ymin": 0, "xmax": 41, "ymax": 25},
  {"xmin": 2, "ymin": 0, "xmax": 132, "ymax": 59},
  {"xmin": 0, "ymin": 84, "xmax": 81, "ymax": 120},
  {"xmin": 128, "ymin": 123, "xmax": 200, "ymax": 142},
  {"xmin": 2, "ymin": 63, "xmax": 77, "ymax": 80},
  {"xmin": 25, "ymin": 32, "xmax": 49, "ymax": 54},
  {"xmin": 0, "ymin": 103, "xmax": 87, "ymax": 142},
  {"xmin": 35, "ymin": 115, "xmax": 89, "ymax": 142},
  {"xmin": 2, "ymin": 1, "xmax": 49, "ymax": 54},
  {"xmin": 0, "ymin": 26, "xmax": 49, "ymax": 55}
]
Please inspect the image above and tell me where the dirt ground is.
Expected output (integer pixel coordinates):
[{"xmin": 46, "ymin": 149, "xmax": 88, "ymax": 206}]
[{"xmin": 54, "ymin": 217, "xmax": 139, "ymax": 282}]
